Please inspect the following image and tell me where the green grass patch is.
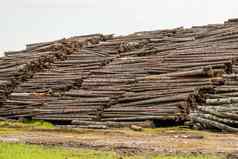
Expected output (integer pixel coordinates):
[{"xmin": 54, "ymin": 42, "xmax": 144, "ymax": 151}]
[
  {"xmin": 0, "ymin": 119, "xmax": 55, "ymax": 129},
  {"xmin": 0, "ymin": 142, "xmax": 224, "ymax": 159},
  {"xmin": 0, "ymin": 142, "xmax": 116, "ymax": 159},
  {"xmin": 21, "ymin": 119, "xmax": 55, "ymax": 129}
]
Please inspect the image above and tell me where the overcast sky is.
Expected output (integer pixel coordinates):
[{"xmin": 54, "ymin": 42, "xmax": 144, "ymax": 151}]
[{"xmin": 1, "ymin": 0, "xmax": 238, "ymax": 56}]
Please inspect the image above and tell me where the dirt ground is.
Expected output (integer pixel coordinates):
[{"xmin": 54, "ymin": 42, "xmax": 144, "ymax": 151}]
[{"xmin": 0, "ymin": 127, "xmax": 237, "ymax": 155}]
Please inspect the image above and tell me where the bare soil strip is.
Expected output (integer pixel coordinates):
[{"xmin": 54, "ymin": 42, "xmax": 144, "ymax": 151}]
[{"xmin": 0, "ymin": 128, "xmax": 237, "ymax": 155}]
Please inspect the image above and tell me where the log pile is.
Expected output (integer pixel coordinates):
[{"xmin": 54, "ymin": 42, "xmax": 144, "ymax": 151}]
[
  {"xmin": 1, "ymin": 19, "xmax": 238, "ymax": 131},
  {"xmin": 0, "ymin": 34, "xmax": 105, "ymax": 100},
  {"xmin": 189, "ymin": 74, "xmax": 238, "ymax": 132}
]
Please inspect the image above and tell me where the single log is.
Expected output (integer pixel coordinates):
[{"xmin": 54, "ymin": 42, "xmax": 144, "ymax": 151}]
[{"xmin": 206, "ymin": 97, "xmax": 238, "ymax": 105}]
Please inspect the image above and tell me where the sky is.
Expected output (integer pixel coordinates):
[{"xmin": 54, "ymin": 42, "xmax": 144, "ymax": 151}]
[{"xmin": 1, "ymin": 0, "xmax": 238, "ymax": 56}]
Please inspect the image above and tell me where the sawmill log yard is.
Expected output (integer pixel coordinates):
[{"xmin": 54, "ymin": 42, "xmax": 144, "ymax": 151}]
[{"xmin": 0, "ymin": 19, "xmax": 238, "ymax": 159}]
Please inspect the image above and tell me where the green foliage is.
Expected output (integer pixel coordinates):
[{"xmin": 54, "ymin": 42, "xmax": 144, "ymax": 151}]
[{"xmin": 0, "ymin": 142, "xmax": 224, "ymax": 159}]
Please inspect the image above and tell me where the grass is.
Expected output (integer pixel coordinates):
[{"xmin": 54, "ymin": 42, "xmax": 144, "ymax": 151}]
[
  {"xmin": 0, "ymin": 119, "xmax": 55, "ymax": 129},
  {"xmin": 0, "ymin": 142, "xmax": 224, "ymax": 159},
  {"xmin": 0, "ymin": 120, "xmax": 209, "ymax": 136},
  {"xmin": 0, "ymin": 119, "xmax": 55, "ymax": 135},
  {"xmin": 0, "ymin": 142, "xmax": 115, "ymax": 159}
]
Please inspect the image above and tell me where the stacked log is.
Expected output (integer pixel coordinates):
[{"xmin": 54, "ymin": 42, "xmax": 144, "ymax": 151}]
[
  {"xmin": 1, "ymin": 19, "xmax": 238, "ymax": 130},
  {"xmin": 0, "ymin": 34, "xmax": 107, "ymax": 118},
  {"xmin": 0, "ymin": 36, "xmax": 142, "ymax": 123},
  {"xmin": 0, "ymin": 34, "xmax": 105, "ymax": 92},
  {"xmin": 99, "ymin": 68, "xmax": 218, "ymax": 122},
  {"xmin": 189, "ymin": 74, "xmax": 238, "ymax": 132}
]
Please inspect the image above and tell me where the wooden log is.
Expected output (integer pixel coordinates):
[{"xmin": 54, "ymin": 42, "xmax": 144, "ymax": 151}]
[
  {"xmin": 206, "ymin": 97, "xmax": 238, "ymax": 105},
  {"xmin": 190, "ymin": 115, "xmax": 238, "ymax": 132},
  {"xmin": 101, "ymin": 116, "xmax": 176, "ymax": 121},
  {"xmin": 197, "ymin": 106, "xmax": 238, "ymax": 120},
  {"xmin": 71, "ymin": 120, "xmax": 154, "ymax": 128},
  {"xmin": 190, "ymin": 113, "xmax": 238, "ymax": 126}
]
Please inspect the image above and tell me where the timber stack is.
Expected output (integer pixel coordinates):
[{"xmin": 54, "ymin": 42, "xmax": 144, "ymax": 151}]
[
  {"xmin": 189, "ymin": 74, "xmax": 238, "ymax": 132},
  {"xmin": 0, "ymin": 19, "xmax": 238, "ymax": 131}
]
